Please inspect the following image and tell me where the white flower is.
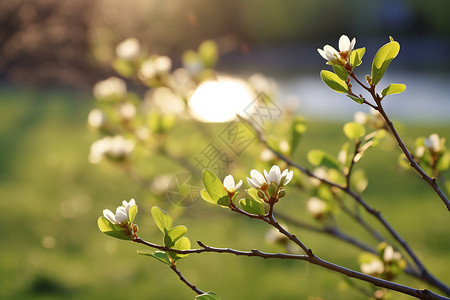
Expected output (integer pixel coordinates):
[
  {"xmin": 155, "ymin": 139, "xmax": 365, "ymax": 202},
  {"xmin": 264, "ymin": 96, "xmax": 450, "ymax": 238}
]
[
  {"xmin": 116, "ymin": 38, "xmax": 140, "ymax": 60},
  {"xmin": 144, "ymin": 87, "xmax": 185, "ymax": 116},
  {"xmin": 223, "ymin": 175, "xmax": 242, "ymax": 194},
  {"xmin": 93, "ymin": 77, "xmax": 127, "ymax": 100},
  {"xmin": 361, "ymin": 259, "xmax": 384, "ymax": 276},
  {"xmin": 88, "ymin": 135, "xmax": 135, "ymax": 164},
  {"xmin": 247, "ymin": 165, "xmax": 293, "ymax": 189},
  {"xmin": 118, "ymin": 102, "xmax": 136, "ymax": 120},
  {"xmin": 317, "ymin": 35, "xmax": 356, "ymax": 65},
  {"xmin": 154, "ymin": 56, "xmax": 172, "ymax": 74},
  {"xmin": 139, "ymin": 56, "xmax": 172, "ymax": 80},
  {"xmin": 383, "ymin": 245, "xmax": 402, "ymax": 263},
  {"xmin": 307, "ymin": 197, "xmax": 327, "ymax": 217},
  {"xmin": 425, "ymin": 133, "xmax": 443, "ymax": 153},
  {"xmin": 353, "ymin": 111, "xmax": 368, "ymax": 125},
  {"xmin": 103, "ymin": 199, "xmax": 136, "ymax": 225},
  {"xmin": 247, "ymin": 169, "xmax": 268, "ymax": 189},
  {"xmin": 87, "ymin": 108, "xmax": 107, "ymax": 128}
]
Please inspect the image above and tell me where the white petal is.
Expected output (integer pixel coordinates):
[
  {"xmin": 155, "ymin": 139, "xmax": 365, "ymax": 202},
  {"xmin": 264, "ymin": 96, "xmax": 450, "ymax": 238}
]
[
  {"xmin": 349, "ymin": 37, "xmax": 356, "ymax": 51},
  {"xmin": 223, "ymin": 175, "xmax": 235, "ymax": 190},
  {"xmin": 103, "ymin": 209, "xmax": 117, "ymax": 224},
  {"xmin": 266, "ymin": 165, "xmax": 281, "ymax": 185},
  {"xmin": 250, "ymin": 170, "xmax": 266, "ymax": 186},
  {"xmin": 247, "ymin": 177, "xmax": 260, "ymax": 189},
  {"xmin": 282, "ymin": 170, "xmax": 294, "ymax": 186},
  {"xmin": 235, "ymin": 180, "xmax": 243, "ymax": 190},
  {"xmin": 115, "ymin": 207, "xmax": 128, "ymax": 223},
  {"xmin": 317, "ymin": 48, "xmax": 328, "ymax": 60},
  {"xmin": 339, "ymin": 35, "xmax": 350, "ymax": 52}
]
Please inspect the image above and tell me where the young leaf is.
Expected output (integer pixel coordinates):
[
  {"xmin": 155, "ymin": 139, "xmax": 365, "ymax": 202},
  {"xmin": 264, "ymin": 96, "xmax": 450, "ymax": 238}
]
[
  {"xmin": 151, "ymin": 206, "xmax": 173, "ymax": 233},
  {"xmin": 346, "ymin": 95, "xmax": 364, "ymax": 104},
  {"xmin": 202, "ymin": 169, "xmax": 228, "ymax": 201},
  {"xmin": 307, "ymin": 150, "xmax": 341, "ymax": 170},
  {"xmin": 200, "ymin": 189, "xmax": 214, "ymax": 204},
  {"xmin": 239, "ymin": 198, "xmax": 266, "ymax": 215},
  {"xmin": 247, "ymin": 188, "xmax": 264, "ymax": 203},
  {"xmin": 381, "ymin": 83, "xmax": 406, "ymax": 97},
  {"xmin": 169, "ymin": 237, "xmax": 191, "ymax": 260},
  {"xmin": 128, "ymin": 205, "xmax": 137, "ymax": 224},
  {"xmin": 343, "ymin": 122, "xmax": 366, "ymax": 141},
  {"xmin": 320, "ymin": 70, "xmax": 348, "ymax": 94},
  {"xmin": 97, "ymin": 216, "xmax": 132, "ymax": 240},
  {"xmin": 164, "ymin": 225, "xmax": 188, "ymax": 248},
  {"xmin": 371, "ymin": 40, "xmax": 400, "ymax": 86},
  {"xmin": 137, "ymin": 250, "xmax": 173, "ymax": 266},
  {"xmin": 290, "ymin": 117, "xmax": 307, "ymax": 155},
  {"xmin": 195, "ymin": 292, "xmax": 222, "ymax": 300},
  {"xmin": 198, "ymin": 40, "xmax": 219, "ymax": 69},
  {"xmin": 349, "ymin": 48, "xmax": 366, "ymax": 67},
  {"xmin": 333, "ymin": 65, "xmax": 349, "ymax": 81}
]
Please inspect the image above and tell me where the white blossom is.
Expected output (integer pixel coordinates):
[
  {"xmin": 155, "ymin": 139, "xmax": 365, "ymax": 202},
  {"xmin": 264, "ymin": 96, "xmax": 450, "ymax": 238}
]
[
  {"xmin": 116, "ymin": 38, "xmax": 140, "ymax": 60},
  {"xmin": 307, "ymin": 197, "xmax": 327, "ymax": 217},
  {"xmin": 89, "ymin": 135, "xmax": 134, "ymax": 164},
  {"xmin": 318, "ymin": 35, "xmax": 356, "ymax": 65},
  {"xmin": 118, "ymin": 102, "xmax": 136, "ymax": 120},
  {"xmin": 223, "ymin": 175, "xmax": 243, "ymax": 194},
  {"xmin": 383, "ymin": 245, "xmax": 402, "ymax": 263},
  {"xmin": 425, "ymin": 133, "xmax": 443, "ymax": 153},
  {"xmin": 103, "ymin": 199, "xmax": 136, "ymax": 225},
  {"xmin": 360, "ymin": 259, "xmax": 384, "ymax": 276},
  {"xmin": 93, "ymin": 77, "xmax": 127, "ymax": 100},
  {"xmin": 87, "ymin": 108, "xmax": 107, "ymax": 128},
  {"xmin": 247, "ymin": 165, "xmax": 293, "ymax": 189}
]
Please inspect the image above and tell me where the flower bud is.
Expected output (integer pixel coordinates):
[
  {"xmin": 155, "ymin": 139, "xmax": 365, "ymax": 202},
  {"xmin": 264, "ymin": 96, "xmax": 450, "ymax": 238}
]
[
  {"xmin": 257, "ymin": 190, "xmax": 265, "ymax": 199},
  {"xmin": 278, "ymin": 189, "xmax": 286, "ymax": 198}
]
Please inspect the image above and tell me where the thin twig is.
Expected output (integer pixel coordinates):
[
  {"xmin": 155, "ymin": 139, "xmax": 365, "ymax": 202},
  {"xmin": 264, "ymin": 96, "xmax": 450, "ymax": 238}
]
[
  {"xmin": 132, "ymin": 238, "xmax": 449, "ymax": 300},
  {"xmin": 170, "ymin": 264, "xmax": 204, "ymax": 295}
]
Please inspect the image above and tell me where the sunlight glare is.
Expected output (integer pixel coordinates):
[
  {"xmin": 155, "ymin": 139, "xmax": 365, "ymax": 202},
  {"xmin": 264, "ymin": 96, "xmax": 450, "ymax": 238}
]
[{"xmin": 188, "ymin": 77, "xmax": 255, "ymax": 123}]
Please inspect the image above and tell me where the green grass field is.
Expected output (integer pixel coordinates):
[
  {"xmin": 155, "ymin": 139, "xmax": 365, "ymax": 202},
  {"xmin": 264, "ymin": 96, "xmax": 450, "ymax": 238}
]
[{"xmin": 1, "ymin": 85, "xmax": 449, "ymax": 300}]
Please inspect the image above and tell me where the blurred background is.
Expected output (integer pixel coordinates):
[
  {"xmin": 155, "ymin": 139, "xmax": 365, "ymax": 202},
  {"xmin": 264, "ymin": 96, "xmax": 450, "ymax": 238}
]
[{"xmin": 1, "ymin": 0, "xmax": 450, "ymax": 299}]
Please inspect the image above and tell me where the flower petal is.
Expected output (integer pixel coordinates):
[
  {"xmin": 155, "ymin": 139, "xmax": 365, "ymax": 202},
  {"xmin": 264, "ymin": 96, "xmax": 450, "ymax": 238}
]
[
  {"xmin": 266, "ymin": 165, "xmax": 281, "ymax": 185},
  {"xmin": 103, "ymin": 209, "xmax": 116, "ymax": 224},
  {"xmin": 339, "ymin": 35, "xmax": 350, "ymax": 52},
  {"xmin": 247, "ymin": 177, "xmax": 260, "ymax": 189},
  {"xmin": 223, "ymin": 175, "xmax": 235, "ymax": 190},
  {"xmin": 235, "ymin": 180, "xmax": 243, "ymax": 191},
  {"xmin": 250, "ymin": 169, "xmax": 266, "ymax": 186}
]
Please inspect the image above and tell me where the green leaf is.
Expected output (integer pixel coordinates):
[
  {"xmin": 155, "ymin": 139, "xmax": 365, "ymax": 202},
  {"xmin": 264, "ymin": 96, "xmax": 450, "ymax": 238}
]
[
  {"xmin": 436, "ymin": 152, "xmax": 450, "ymax": 172},
  {"xmin": 333, "ymin": 65, "xmax": 348, "ymax": 81},
  {"xmin": 371, "ymin": 40, "xmax": 400, "ymax": 86},
  {"xmin": 198, "ymin": 40, "xmax": 219, "ymax": 69},
  {"xmin": 164, "ymin": 225, "xmax": 188, "ymax": 248},
  {"xmin": 200, "ymin": 189, "xmax": 214, "ymax": 204},
  {"xmin": 112, "ymin": 58, "xmax": 135, "ymax": 78},
  {"xmin": 97, "ymin": 216, "xmax": 132, "ymax": 240},
  {"xmin": 381, "ymin": 83, "xmax": 406, "ymax": 97},
  {"xmin": 247, "ymin": 188, "xmax": 264, "ymax": 203},
  {"xmin": 195, "ymin": 292, "xmax": 222, "ymax": 300},
  {"xmin": 343, "ymin": 122, "xmax": 366, "ymax": 141},
  {"xmin": 169, "ymin": 237, "xmax": 191, "ymax": 260},
  {"xmin": 346, "ymin": 95, "xmax": 364, "ymax": 104},
  {"xmin": 290, "ymin": 117, "xmax": 307, "ymax": 155},
  {"xmin": 151, "ymin": 206, "xmax": 172, "ymax": 233},
  {"xmin": 128, "ymin": 205, "xmax": 137, "ymax": 224},
  {"xmin": 307, "ymin": 150, "xmax": 341, "ymax": 170},
  {"xmin": 202, "ymin": 169, "xmax": 228, "ymax": 201},
  {"xmin": 349, "ymin": 48, "xmax": 366, "ymax": 67},
  {"xmin": 137, "ymin": 250, "xmax": 172, "ymax": 266},
  {"xmin": 239, "ymin": 198, "xmax": 266, "ymax": 215},
  {"xmin": 320, "ymin": 70, "xmax": 348, "ymax": 94}
]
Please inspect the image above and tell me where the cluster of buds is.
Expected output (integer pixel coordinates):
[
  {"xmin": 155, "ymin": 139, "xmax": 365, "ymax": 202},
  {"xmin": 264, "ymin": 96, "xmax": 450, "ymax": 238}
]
[
  {"xmin": 246, "ymin": 165, "xmax": 293, "ymax": 204},
  {"xmin": 102, "ymin": 199, "xmax": 139, "ymax": 238},
  {"xmin": 353, "ymin": 110, "xmax": 387, "ymax": 130},
  {"xmin": 359, "ymin": 243, "xmax": 406, "ymax": 280},
  {"xmin": 89, "ymin": 135, "xmax": 135, "ymax": 164}
]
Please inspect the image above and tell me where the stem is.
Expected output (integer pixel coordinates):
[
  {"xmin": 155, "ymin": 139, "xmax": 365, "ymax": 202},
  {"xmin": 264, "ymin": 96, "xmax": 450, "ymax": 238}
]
[
  {"xmin": 374, "ymin": 103, "xmax": 450, "ymax": 211},
  {"xmin": 242, "ymin": 118, "xmax": 450, "ymax": 295},
  {"xmin": 133, "ymin": 238, "xmax": 449, "ymax": 299},
  {"xmin": 170, "ymin": 264, "xmax": 204, "ymax": 295}
]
